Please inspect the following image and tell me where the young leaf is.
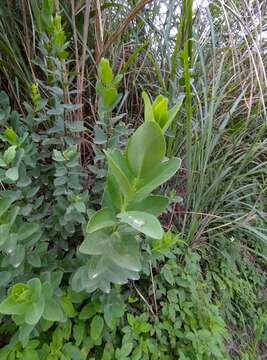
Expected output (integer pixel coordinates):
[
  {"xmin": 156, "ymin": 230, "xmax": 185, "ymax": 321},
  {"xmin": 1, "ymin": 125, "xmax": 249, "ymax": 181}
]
[
  {"xmin": 3, "ymin": 146, "xmax": 16, "ymax": 165},
  {"xmin": 142, "ymin": 91, "xmax": 155, "ymax": 122},
  {"xmin": 0, "ymin": 296, "xmax": 28, "ymax": 315},
  {"xmin": 118, "ymin": 342, "xmax": 133, "ymax": 357},
  {"xmin": 4, "ymin": 128, "xmax": 19, "ymax": 145},
  {"xmin": 117, "ymin": 211, "xmax": 164, "ymax": 239},
  {"xmin": 152, "ymin": 95, "xmax": 168, "ymax": 127},
  {"xmin": 126, "ymin": 121, "xmax": 166, "ymax": 178},
  {"xmin": 52, "ymin": 149, "xmax": 65, "ymax": 162},
  {"xmin": 103, "ymin": 88, "xmax": 118, "ymax": 108},
  {"xmin": 21, "ymin": 349, "xmax": 39, "ymax": 360},
  {"xmin": 98, "ymin": 58, "xmax": 113, "ymax": 85}
]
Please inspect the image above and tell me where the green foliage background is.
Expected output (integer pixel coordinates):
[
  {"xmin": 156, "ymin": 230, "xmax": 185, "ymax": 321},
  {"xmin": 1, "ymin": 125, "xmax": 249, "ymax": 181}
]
[{"xmin": 0, "ymin": 0, "xmax": 266, "ymax": 359}]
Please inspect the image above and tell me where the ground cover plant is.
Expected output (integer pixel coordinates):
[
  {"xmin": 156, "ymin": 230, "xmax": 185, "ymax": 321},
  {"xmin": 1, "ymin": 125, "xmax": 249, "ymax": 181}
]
[{"xmin": 0, "ymin": 0, "xmax": 266, "ymax": 359}]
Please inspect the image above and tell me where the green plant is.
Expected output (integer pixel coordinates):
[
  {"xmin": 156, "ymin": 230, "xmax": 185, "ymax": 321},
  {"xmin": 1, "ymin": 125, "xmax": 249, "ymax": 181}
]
[
  {"xmin": 0, "ymin": 273, "xmax": 65, "ymax": 344},
  {"xmin": 89, "ymin": 58, "xmax": 130, "ymax": 198},
  {"xmin": 72, "ymin": 95, "xmax": 181, "ymax": 293},
  {"xmin": 204, "ymin": 235, "xmax": 267, "ymax": 359},
  {"xmin": 0, "ymin": 36, "xmax": 182, "ymax": 348},
  {"xmin": 0, "ymin": 1, "xmax": 266, "ymax": 358},
  {"xmin": 151, "ymin": 248, "xmax": 229, "ymax": 360}
]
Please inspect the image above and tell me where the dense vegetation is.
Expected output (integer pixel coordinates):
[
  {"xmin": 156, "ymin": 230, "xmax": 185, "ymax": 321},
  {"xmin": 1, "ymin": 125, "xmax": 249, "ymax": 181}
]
[{"xmin": 0, "ymin": 0, "xmax": 266, "ymax": 359}]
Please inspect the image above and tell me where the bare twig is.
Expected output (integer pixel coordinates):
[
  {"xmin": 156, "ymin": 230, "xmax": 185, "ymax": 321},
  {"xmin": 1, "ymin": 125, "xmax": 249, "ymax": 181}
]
[
  {"xmin": 79, "ymin": 0, "xmax": 91, "ymax": 110},
  {"xmin": 71, "ymin": 0, "xmax": 80, "ymax": 105},
  {"xmin": 149, "ymin": 262, "xmax": 158, "ymax": 314},
  {"xmin": 94, "ymin": 0, "xmax": 104, "ymax": 59},
  {"xmin": 133, "ymin": 283, "xmax": 156, "ymax": 317}
]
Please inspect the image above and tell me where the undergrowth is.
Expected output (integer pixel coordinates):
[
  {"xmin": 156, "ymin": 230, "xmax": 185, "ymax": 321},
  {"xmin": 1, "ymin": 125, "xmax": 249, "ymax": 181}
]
[{"xmin": 0, "ymin": 0, "xmax": 266, "ymax": 359}]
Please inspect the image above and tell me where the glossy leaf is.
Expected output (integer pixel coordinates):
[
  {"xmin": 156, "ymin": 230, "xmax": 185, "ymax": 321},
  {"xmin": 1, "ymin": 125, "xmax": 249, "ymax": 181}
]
[{"xmin": 117, "ymin": 211, "xmax": 164, "ymax": 239}]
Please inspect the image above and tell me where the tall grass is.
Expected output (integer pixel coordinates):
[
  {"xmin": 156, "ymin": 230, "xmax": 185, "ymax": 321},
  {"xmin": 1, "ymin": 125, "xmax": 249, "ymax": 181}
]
[
  {"xmin": 0, "ymin": 0, "xmax": 266, "ymax": 250},
  {"xmin": 179, "ymin": 1, "xmax": 267, "ymax": 247}
]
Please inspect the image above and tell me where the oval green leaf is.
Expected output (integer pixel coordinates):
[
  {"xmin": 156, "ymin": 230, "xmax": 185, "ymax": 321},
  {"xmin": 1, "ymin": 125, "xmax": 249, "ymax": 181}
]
[
  {"xmin": 126, "ymin": 121, "xmax": 166, "ymax": 178},
  {"xmin": 6, "ymin": 167, "xmax": 19, "ymax": 181},
  {"xmin": 135, "ymin": 158, "xmax": 181, "ymax": 201},
  {"xmin": 90, "ymin": 314, "xmax": 104, "ymax": 341},
  {"xmin": 104, "ymin": 150, "xmax": 132, "ymax": 200},
  {"xmin": 127, "ymin": 195, "xmax": 168, "ymax": 216},
  {"xmin": 86, "ymin": 208, "xmax": 116, "ymax": 233},
  {"xmin": 79, "ymin": 230, "xmax": 109, "ymax": 255},
  {"xmin": 117, "ymin": 211, "xmax": 164, "ymax": 239}
]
